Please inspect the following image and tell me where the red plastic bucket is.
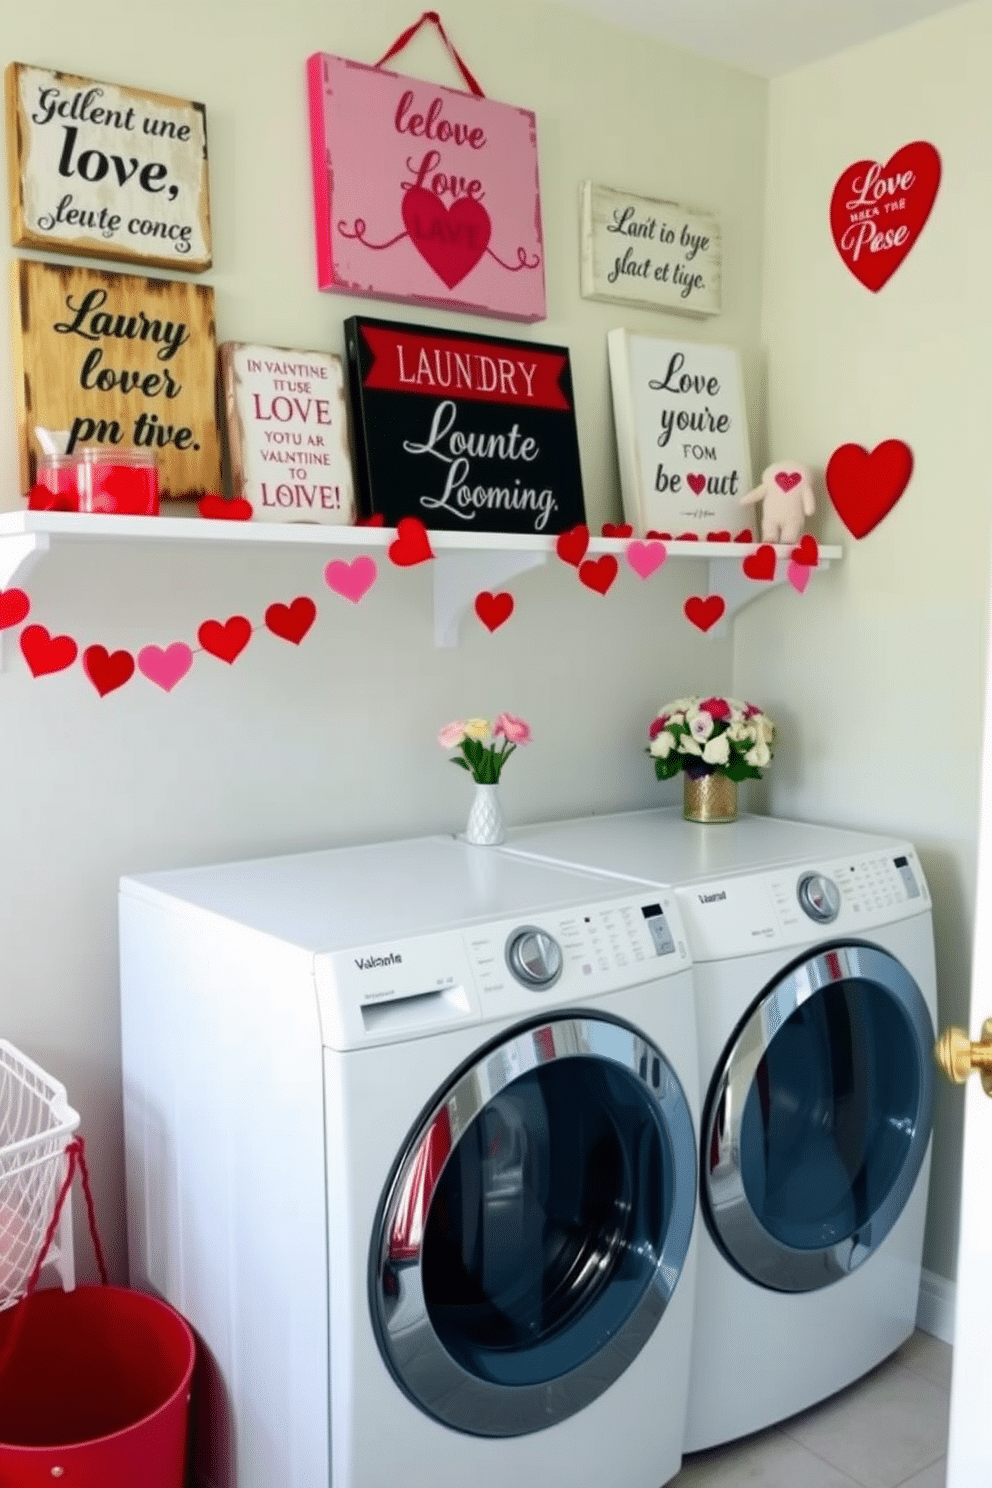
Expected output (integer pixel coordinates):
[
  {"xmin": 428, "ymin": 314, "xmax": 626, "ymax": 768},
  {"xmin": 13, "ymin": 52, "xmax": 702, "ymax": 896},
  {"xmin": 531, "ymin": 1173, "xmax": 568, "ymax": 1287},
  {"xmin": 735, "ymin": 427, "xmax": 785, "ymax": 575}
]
[{"xmin": 0, "ymin": 1284, "xmax": 195, "ymax": 1487}]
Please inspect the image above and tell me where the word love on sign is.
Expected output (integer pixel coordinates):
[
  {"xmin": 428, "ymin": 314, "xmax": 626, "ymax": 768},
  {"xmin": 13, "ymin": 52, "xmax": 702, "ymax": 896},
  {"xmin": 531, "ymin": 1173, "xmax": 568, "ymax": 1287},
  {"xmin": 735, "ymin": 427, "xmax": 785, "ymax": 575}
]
[
  {"xmin": 5, "ymin": 62, "xmax": 211, "ymax": 272},
  {"xmin": 607, "ymin": 330, "xmax": 752, "ymax": 537},
  {"xmin": 11, "ymin": 259, "xmax": 220, "ymax": 498},
  {"xmin": 830, "ymin": 141, "xmax": 941, "ymax": 293},
  {"xmin": 307, "ymin": 50, "xmax": 545, "ymax": 321},
  {"xmin": 220, "ymin": 343, "xmax": 356, "ymax": 525},
  {"xmin": 344, "ymin": 315, "xmax": 585, "ymax": 534},
  {"xmin": 580, "ymin": 182, "xmax": 721, "ymax": 317}
]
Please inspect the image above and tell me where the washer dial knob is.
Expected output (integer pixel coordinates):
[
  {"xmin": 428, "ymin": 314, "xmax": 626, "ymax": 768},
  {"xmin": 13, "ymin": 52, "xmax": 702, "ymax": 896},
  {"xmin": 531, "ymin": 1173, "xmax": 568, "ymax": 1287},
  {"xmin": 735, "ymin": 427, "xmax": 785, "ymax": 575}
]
[
  {"xmin": 506, "ymin": 927, "xmax": 563, "ymax": 989},
  {"xmin": 797, "ymin": 872, "xmax": 841, "ymax": 923}
]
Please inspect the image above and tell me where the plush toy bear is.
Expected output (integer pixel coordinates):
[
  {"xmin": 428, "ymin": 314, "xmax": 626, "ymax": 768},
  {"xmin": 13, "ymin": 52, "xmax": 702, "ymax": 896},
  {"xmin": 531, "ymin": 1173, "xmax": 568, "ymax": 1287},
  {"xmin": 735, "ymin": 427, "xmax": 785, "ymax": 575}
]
[{"xmin": 740, "ymin": 462, "xmax": 815, "ymax": 543}]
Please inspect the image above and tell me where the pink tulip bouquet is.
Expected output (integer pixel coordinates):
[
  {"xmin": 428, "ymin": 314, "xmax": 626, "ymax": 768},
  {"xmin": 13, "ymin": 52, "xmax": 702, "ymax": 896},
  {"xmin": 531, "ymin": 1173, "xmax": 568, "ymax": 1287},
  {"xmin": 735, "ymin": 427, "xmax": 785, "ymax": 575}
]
[{"xmin": 439, "ymin": 714, "xmax": 532, "ymax": 783}]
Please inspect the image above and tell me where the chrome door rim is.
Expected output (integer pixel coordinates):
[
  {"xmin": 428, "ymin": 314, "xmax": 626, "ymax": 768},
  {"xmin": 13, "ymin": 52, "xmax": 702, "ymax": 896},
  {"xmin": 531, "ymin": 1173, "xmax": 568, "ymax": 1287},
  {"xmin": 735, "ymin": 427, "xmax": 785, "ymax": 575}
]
[
  {"xmin": 703, "ymin": 942, "xmax": 935, "ymax": 1293},
  {"xmin": 370, "ymin": 1013, "xmax": 696, "ymax": 1437}
]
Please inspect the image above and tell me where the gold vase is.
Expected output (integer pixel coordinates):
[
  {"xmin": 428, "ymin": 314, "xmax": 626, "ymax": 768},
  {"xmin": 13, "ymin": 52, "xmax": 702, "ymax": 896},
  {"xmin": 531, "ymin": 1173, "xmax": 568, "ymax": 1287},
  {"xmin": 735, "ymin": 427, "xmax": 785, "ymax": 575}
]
[{"xmin": 683, "ymin": 772, "xmax": 738, "ymax": 824}]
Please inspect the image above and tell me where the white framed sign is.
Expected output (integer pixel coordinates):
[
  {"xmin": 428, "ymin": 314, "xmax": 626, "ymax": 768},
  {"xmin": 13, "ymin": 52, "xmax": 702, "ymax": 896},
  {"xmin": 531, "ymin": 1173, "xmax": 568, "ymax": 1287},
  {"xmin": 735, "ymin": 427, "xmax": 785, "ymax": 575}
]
[
  {"xmin": 581, "ymin": 182, "xmax": 721, "ymax": 317},
  {"xmin": 5, "ymin": 62, "xmax": 211, "ymax": 271},
  {"xmin": 607, "ymin": 330, "xmax": 751, "ymax": 536},
  {"xmin": 220, "ymin": 344, "xmax": 356, "ymax": 524}
]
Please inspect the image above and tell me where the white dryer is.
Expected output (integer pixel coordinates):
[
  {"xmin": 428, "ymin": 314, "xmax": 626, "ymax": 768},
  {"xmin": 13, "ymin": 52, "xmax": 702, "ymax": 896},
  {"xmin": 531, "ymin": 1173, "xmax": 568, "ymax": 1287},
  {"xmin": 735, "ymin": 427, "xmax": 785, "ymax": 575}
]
[
  {"xmin": 119, "ymin": 834, "xmax": 700, "ymax": 1488},
  {"xmin": 498, "ymin": 807, "xmax": 937, "ymax": 1451}
]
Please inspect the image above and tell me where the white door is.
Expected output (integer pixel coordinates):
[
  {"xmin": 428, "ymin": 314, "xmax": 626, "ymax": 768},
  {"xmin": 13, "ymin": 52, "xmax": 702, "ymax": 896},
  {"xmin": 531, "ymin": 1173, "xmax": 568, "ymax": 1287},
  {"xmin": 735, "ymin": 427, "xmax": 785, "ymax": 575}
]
[{"xmin": 944, "ymin": 618, "xmax": 992, "ymax": 1484}]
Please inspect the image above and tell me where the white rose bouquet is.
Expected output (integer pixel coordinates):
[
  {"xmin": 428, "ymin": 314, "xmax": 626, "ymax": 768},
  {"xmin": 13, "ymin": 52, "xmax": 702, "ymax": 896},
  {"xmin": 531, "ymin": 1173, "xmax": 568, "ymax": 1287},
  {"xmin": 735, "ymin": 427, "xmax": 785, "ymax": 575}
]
[{"xmin": 647, "ymin": 696, "xmax": 776, "ymax": 783}]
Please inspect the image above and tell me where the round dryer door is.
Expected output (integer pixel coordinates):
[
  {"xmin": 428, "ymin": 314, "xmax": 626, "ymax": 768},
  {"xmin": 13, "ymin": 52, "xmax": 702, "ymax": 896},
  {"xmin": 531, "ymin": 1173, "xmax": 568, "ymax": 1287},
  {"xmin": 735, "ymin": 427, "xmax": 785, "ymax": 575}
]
[
  {"xmin": 702, "ymin": 942, "xmax": 935, "ymax": 1293},
  {"xmin": 370, "ymin": 1014, "xmax": 696, "ymax": 1437}
]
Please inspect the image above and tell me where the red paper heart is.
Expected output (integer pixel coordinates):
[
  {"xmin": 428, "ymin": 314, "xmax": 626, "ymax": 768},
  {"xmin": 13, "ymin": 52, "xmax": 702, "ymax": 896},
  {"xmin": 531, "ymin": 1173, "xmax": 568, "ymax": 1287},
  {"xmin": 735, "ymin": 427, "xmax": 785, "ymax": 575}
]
[
  {"xmin": 825, "ymin": 440, "xmax": 913, "ymax": 538},
  {"xmin": 198, "ymin": 615, "xmax": 253, "ymax": 664},
  {"xmin": 774, "ymin": 471, "xmax": 802, "ymax": 492},
  {"xmin": 388, "ymin": 516, "xmax": 434, "ymax": 567},
  {"xmin": 20, "ymin": 624, "xmax": 78, "ymax": 676},
  {"xmin": 264, "ymin": 597, "xmax": 316, "ymax": 645},
  {"xmin": 734, "ymin": 528, "xmax": 754, "ymax": 543},
  {"xmin": 830, "ymin": 142, "xmax": 941, "ymax": 292},
  {"xmin": 578, "ymin": 555, "xmax": 619, "ymax": 595},
  {"xmin": 199, "ymin": 494, "xmax": 253, "ymax": 521},
  {"xmin": 356, "ymin": 513, "xmax": 386, "ymax": 527},
  {"xmin": 684, "ymin": 595, "xmax": 726, "ymax": 632},
  {"xmin": 601, "ymin": 523, "xmax": 633, "ymax": 538},
  {"xmin": 707, "ymin": 531, "xmax": 732, "ymax": 543},
  {"xmin": 401, "ymin": 186, "xmax": 492, "ymax": 289},
  {"xmin": 474, "ymin": 591, "xmax": 515, "ymax": 632},
  {"xmin": 791, "ymin": 534, "xmax": 820, "ymax": 567},
  {"xmin": 556, "ymin": 524, "xmax": 590, "ymax": 567},
  {"xmin": 83, "ymin": 644, "xmax": 135, "ymax": 696},
  {"xmin": 646, "ymin": 531, "xmax": 672, "ymax": 541},
  {"xmin": 676, "ymin": 532, "xmax": 700, "ymax": 542},
  {"xmin": 27, "ymin": 482, "xmax": 75, "ymax": 512},
  {"xmin": 687, "ymin": 474, "xmax": 706, "ymax": 495},
  {"xmin": 0, "ymin": 588, "xmax": 30, "ymax": 630},
  {"xmin": 742, "ymin": 544, "xmax": 777, "ymax": 581}
]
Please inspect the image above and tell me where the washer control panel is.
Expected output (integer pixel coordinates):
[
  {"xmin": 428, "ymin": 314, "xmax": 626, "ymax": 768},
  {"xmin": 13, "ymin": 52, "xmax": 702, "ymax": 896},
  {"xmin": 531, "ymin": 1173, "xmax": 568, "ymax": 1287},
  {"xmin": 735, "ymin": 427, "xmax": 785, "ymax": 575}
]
[
  {"xmin": 506, "ymin": 927, "xmax": 564, "ymax": 988},
  {"xmin": 797, "ymin": 872, "xmax": 841, "ymax": 923}
]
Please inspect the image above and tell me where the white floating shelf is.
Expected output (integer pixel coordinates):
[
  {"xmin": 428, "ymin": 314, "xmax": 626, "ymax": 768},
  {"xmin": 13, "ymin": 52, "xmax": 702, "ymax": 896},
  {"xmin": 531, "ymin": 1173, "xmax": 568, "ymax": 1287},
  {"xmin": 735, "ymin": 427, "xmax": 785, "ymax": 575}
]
[{"xmin": 0, "ymin": 510, "xmax": 841, "ymax": 652}]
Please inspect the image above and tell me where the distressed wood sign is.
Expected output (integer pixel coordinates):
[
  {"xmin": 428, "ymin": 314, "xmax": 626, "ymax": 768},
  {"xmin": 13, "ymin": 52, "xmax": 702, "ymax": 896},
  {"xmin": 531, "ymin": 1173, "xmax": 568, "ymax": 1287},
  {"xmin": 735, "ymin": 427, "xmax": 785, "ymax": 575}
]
[
  {"xmin": 220, "ymin": 343, "xmax": 356, "ymax": 524},
  {"xmin": 344, "ymin": 315, "xmax": 585, "ymax": 533},
  {"xmin": 5, "ymin": 62, "xmax": 211, "ymax": 271},
  {"xmin": 581, "ymin": 184, "xmax": 721, "ymax": 317},
  {"xmin": 307, "ymin": 52, "xmax": 545, "ymax": 321},
  {"xmin": 11, "ymin": 259, "xmax": 220, "ymax": 498},
  {"xmin": 607, "ymin": 330, "xmax": 751, "ymax": 536}
]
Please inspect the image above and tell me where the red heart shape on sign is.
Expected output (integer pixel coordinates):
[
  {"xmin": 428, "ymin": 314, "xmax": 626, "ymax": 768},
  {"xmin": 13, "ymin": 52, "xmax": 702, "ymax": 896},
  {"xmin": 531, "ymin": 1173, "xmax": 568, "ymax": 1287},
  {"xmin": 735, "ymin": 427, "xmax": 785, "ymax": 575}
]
[
  {"xmin": 265, "ymin": 597, "xmax": 316, "ymax": 645},
  {"xmin": 825, "ymin": 440, "xmax": 913, "ymax": 538},
  {"xmin": 199, "ymin": 494, "xmax": 253, "ymax": 521},
  {"xmin": 475, "ymin": 591, "xmax": 515, "ymax": 632},
  {"xmin": 687, "ymin": 474, "xmax": 706, "ymax": 495},
  {"xmin": 20, "ymin": 624, "xmax": 78, "ymax": 676},
  {"xmin": 579, "ymin": 556, "xmax": 619, "ymax": 595},
  {"xmin": 198, "ymin": 616, "xmax": 253, "ymax": 664},
  {"xmin": 742, "ymin": 544, "xmax": 777, "ymax": 581},
  {"xmin": 388, "ymin": 517, "xmax": 434, "ymax": 567},
  {"xmin": 555, "ymin": 524, "xmax": 589, "ymax": 567},
  {"xmin": 0, "ymin": 588, "xmax": 30, "ymax": 630},
  {"xmin": 684, "ymin": 595, "xmax": 726, "ymax": 632},
  {"xmin": 401, "ymin": 186, "xmax": 492, "ymax": 288},
  {"xmin": 83, "ymin": 644, "xmax": 135, "ymax": 697},
  {"xmin": 830, "ymin": 142, "xmax": 941, "ymax": 292},
  {"xmin": 791, "ymin": 534, "xmax": 820, "ymax": 567}
]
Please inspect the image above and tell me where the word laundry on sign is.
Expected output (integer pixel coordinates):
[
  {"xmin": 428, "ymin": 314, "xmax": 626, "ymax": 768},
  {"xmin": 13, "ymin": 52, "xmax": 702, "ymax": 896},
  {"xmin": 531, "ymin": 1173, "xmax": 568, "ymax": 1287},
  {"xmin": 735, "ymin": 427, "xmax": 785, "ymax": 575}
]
[{"xmin": 220, "ymin": 344, "xmax": 356, "ymax": 525}]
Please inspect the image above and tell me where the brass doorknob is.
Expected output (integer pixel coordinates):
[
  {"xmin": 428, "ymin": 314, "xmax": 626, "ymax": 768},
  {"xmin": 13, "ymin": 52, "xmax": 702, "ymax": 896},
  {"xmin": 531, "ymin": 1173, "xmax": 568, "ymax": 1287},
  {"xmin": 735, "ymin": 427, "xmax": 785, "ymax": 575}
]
[{"xmin": 934, "ymin": 1017, "xmax": 992, "ymax": 1095}]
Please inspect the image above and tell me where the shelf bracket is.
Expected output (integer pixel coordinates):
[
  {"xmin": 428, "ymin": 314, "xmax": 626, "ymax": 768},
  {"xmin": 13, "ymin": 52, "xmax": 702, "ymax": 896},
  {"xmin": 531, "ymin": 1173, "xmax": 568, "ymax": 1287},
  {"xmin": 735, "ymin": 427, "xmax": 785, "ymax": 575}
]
[
  {"xmin": 707, "ymin": 552, "xmax": 833, "ymax": 636},
  {"xmin": 0, "ymin": 532, "xmax": 50, "ymax": 670},
  {"xmin": 433, "ymin": 549, "xmax": 549, "ymax": 647}
]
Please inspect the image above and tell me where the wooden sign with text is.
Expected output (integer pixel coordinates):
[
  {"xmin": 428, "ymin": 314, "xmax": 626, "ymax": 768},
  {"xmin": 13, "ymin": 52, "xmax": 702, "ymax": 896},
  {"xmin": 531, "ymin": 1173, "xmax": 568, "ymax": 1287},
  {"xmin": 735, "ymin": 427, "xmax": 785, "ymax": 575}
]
[
  {"xmin": 344, "ymin": 315, "xmax": 585, "ymax": 534},
  {"xmin": 5, "ymin": 62, "xmax": 211, "ymax": 272},
  {"xmin": 221, "ymin": 343, "xmax": 356, "ymax": 524},
  {"xmin": 11, "ymin": 259, "xmax": 220, "ymax": 498},
  {"xmin": 581, "ymin": 183, "xmax": 720, "ymax": 317}
]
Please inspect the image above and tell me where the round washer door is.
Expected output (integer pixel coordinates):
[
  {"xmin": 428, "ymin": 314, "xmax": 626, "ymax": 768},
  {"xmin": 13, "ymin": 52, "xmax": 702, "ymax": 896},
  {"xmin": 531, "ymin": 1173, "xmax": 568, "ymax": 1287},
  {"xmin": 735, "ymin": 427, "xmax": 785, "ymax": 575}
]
[
  {"xmin": 703, "ymin": 942, "xmax": 935, "ymax": 1294},
  {"xmin": 370, "ymin": 1014, "xmax": 696, "ymax": 1437}
]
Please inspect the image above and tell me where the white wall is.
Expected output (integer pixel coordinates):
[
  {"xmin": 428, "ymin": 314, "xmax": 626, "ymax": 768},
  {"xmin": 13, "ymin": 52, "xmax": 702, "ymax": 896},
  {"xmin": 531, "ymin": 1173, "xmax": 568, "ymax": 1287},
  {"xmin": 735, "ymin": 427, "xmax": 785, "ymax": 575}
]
[
  {"xmin": 738, "ymin": 0, "xmax": 992, "ymax": 1281},
  {"xmin": 0, "ymin": 0, "xmax": 768, "ymax": 1280}
]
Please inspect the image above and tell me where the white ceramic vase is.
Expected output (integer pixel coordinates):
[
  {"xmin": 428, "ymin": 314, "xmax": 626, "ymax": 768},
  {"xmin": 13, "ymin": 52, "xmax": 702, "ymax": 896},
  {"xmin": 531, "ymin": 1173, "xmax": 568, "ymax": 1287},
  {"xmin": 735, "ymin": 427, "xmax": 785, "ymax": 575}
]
[{"xmin": 465, "ymin": 783, "xmax": 506, "ymax": 846}]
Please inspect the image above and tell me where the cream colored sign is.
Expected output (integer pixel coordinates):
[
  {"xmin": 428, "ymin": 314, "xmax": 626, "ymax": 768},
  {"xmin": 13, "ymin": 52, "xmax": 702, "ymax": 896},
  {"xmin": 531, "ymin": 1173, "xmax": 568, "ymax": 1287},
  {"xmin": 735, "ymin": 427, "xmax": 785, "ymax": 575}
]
[
  {"xmin": 581, "ymin": 182, "xmax": 721, "ymax": 317},
  {"xmin": 6, "ymin": 62, "xmax": 211, "ymax": 271}
]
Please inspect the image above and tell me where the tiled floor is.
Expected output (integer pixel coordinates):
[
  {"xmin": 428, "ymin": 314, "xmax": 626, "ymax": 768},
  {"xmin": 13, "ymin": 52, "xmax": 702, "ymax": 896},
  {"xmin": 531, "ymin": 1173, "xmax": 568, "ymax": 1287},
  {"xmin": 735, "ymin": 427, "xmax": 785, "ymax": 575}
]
[{"xmin": 671, "ymin": 1331, "xmax": 952, "ymax": 1488}]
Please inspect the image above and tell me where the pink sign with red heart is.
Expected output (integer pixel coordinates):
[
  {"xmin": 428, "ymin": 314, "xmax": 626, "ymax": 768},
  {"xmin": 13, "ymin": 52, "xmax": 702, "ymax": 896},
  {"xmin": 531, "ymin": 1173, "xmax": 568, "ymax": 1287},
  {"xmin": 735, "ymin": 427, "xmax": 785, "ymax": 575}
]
[{"xmin": 307, "ymin": 50, "xmax": 546, "ymax": 321}]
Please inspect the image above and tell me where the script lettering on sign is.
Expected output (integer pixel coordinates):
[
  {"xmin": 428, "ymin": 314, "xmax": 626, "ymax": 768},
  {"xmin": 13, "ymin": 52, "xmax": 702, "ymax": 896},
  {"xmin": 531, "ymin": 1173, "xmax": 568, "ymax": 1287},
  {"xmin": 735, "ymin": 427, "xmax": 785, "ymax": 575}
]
[
  {"xmin": 345, "ymin": 317, "xmax": 585, "ymax": 534},
  {"xmin": 221, "ymin": 343, "xmax": 356, "ymax": 524},
  {"xmin": 5, "ymin": 62, "xmax": 211, "ymax": 271},
  {"xmin": 607, "ymin": 331, "xmax": 751, "ymax": 536},
  {"xmin": 581, "ymin": 183, "xmax": 721, "ymax": 317}
]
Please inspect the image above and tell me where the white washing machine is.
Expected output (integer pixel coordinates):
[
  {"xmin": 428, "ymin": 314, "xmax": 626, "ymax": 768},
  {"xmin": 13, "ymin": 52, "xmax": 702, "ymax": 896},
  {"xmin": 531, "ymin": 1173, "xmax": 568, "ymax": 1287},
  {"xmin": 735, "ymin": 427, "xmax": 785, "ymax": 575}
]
[
  {"xmin": 118, "ymin": 834, "xmax": 700, "ymax": 1488},
  {"xmin": 498, "ymin": 807, "xmax": 937, "ymax": 1451}
]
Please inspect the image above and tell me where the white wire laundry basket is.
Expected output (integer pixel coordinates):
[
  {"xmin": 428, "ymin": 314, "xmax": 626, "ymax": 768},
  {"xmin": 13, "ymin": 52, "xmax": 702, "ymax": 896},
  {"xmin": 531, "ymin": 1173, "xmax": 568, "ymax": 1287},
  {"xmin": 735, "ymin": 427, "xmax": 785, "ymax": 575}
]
[{"xmin": 0, "ymin": 1039, "xmax": 79, "ymax": 1311}]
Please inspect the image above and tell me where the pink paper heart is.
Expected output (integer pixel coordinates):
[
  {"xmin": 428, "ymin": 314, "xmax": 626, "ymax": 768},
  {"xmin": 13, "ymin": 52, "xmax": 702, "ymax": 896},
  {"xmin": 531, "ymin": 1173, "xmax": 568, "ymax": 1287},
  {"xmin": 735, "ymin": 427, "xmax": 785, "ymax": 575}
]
[
  {"xmin": 626, "ymin": 540, "xmax": 668, "ymax": 579},
  {"xmin": 787, "ymin": 560, "xmax": 812, "ymax": 595},
  {"xmin": 324, "ymin": 555, "xmax": 378, "ymax": 603},
  {"xmin": 137, "ymin": 642, "xmax": 194, "ymax": 692}
]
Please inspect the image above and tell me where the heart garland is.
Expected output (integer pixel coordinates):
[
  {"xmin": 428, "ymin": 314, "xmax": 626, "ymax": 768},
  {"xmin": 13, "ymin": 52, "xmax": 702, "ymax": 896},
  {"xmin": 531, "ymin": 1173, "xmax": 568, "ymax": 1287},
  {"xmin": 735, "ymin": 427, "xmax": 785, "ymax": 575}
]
[{"xmin": 825, "ymin": 440, "xmax": 913, "ymax": 538}]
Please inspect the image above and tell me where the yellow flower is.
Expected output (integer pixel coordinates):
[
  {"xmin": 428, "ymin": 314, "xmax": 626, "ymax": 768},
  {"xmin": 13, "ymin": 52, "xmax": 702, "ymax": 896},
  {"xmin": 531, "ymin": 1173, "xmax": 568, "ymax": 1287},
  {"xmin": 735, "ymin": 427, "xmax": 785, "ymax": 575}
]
[{"xmin": 463, "ymin": 717, "xmax": 490, "ymax": 740}]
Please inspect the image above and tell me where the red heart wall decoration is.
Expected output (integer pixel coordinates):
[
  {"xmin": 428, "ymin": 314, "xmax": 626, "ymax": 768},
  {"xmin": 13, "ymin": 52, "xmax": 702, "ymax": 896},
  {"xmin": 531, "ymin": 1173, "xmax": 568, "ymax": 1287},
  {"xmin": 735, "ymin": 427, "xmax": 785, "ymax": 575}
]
[
  {"xmin": 578, "ymin": 556, "xmax": 619, "ymax": 595},
  {"xmin": 555, "ymin": 524, "xmax": 589, "ymax": 568},
  {"xmin": 83, "ymin": 645, "xmax": 135, "ymax": 697},
  {"xmin": 387, "ymin": 517, "xmax": 434, "ymax": 567},
  {"xmin": 474, "ymin": 591, "xmax": 515, "ymax": 632},
  {"xmin": 264, "ymin": 597, "xmax": 317, "ymax": 645},
  {"xmin": 20, "ymin": 625, "xmax": 78, "ymax": 676},
  {"xmin": 742, "ymin": 545, "xmax": 777, "ymax": 582},
  {"xmin": 684, "ymin": 595, "xmax": 726, "ymax": 632},
  {"xmin": 0, "ymin": 588, "xmax": 30, "ymax": 630},
  {"xmin": 830, "ymin": 142, "xmax": 941, "ymax": 292},
  {"xmin": 198, "ymin": 616, "xmax": 253, "ymax": 664},
  {"xmin": 825, "ymin": 440, "xmax": 913, "ymax": 538}
]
